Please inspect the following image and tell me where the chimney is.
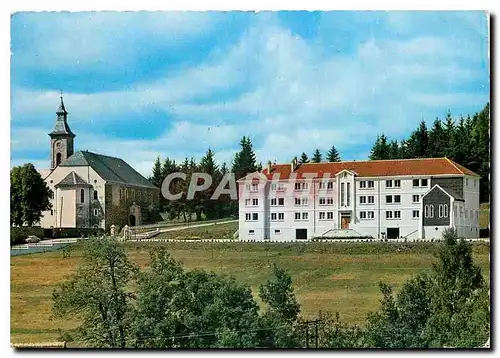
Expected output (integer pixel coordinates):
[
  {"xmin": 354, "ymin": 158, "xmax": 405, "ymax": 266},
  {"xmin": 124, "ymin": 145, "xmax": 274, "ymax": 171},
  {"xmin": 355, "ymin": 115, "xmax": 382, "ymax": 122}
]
[
  {"xmin": 267, "ymin": 160, "xmax": 272, "ymax": 174},
  {"xmin": 291, "ymin": 156, "xmax": 298, "ymax": 172}
]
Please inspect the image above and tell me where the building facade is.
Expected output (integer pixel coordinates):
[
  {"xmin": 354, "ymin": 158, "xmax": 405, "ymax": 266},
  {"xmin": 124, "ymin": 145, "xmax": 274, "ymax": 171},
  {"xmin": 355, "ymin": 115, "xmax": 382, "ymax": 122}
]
[
  {"xmin": 237, "ymin": 157, "xmax": 480, "ymax": 241},
  {"xmin": 39, "ymin": 97, "xmax": 159, "ymax": 231}
]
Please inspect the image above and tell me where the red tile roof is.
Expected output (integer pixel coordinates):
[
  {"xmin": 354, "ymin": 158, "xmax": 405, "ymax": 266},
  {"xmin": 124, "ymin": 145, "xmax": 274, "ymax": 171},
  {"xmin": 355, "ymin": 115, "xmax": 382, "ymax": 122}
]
[{"xmin": 261, "ymin": 157, "xmax": 479, "ymax": 179}]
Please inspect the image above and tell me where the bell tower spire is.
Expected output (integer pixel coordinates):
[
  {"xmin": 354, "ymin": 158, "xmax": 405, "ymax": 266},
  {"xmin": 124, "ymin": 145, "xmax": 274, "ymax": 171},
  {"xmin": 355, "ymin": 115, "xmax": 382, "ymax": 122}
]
[{"xmin": 49, "ymin": 93, "xmax": 75, "ymax": 169}]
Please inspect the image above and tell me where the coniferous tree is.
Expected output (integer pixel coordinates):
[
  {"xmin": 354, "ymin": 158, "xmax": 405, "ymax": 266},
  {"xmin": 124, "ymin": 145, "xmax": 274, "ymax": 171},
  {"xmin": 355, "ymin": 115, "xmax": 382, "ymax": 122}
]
[
  {"xmin": 428, "ymin": 119, "xmax": 446, "ymax": 157},
  {"xmin": 326, "ymin": 145, "xmax": 341, "ymax": 162},
  {"xmin": 388, "ymin": 140, "xmax": 400, "ymax": 159},
  {"xmin": 369, "ymin": 134, "xmax": 391, "ymax": 160},
  {"xmin": 232, "ymin": 136, "xmax": 257, "ymax": 180},
  {"xmin": 299, "ymin": 152, "xmax": 310, "ymax": 164},
  {"xmin": 311, "ymin": 149, "xmax": 322, "ymax": 163}
]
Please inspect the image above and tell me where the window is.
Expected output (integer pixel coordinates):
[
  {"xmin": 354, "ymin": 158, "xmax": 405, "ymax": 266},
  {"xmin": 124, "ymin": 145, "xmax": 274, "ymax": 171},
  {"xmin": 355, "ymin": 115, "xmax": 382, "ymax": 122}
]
[
  {"xmin": 386, "ymin": 180, "xmax": 393, "ymax": 188},
  {"xmin": 465, "ymin": 178, "xmax": 469, "ymax": 186},
  {"xmin": 274, "ymin": 229, "xmax": 281, "ymax": 234},
  {"xmin": 319, "ymin": 198, "xmax": 326, "ymax": 205},
  {"xmin": 251, "ymin": 183, "xmax": 258, "ymax": 192},
  {"xmin": 413, "ymin": 179, "xmax": 420, "ymax": 187},
  {"xmin": 386, "ymin": 195, "xmax": 393, "ymax": 204},
  {"xmin": 249, "ymin": 230, "xmax": 255, "ymax": 235},
  {"xmin": 295, "ymin": 212, "xmax": 308, "ymax": 220},
  {"xmin": 473, "ymin": 180, "xmax": 477, "ymax": 188},
  {"xmin": 413, "ymin": 210, "xmax": 419, "ymax": 219},
  {"xmin": 412, "ymin": 195, "xmax": 420, "ymax": 203},
  {"xmin": 252, "ymin": 213, "xmax": 258, "ymax": 221},
  {"xmin": 295, "ymin": 182, "xmax": 309, "ymax": 191},
  {"xmin": 424, "ymin": 205, "xmax": 429, "ymax": 218},
  {"xmin": 360, "ymin": 181, "xmax": 367, "ymax": 189},
  {"xmin": 271, "ymin": 183, "xmax": 277, "ymax": 191},
  {"xmin": 394, "ymin": 195, "xmax": 401, "ymax": 204},
  {"xmin": 295, "ymin": 198, "xmax": 308, "ymax": 206},
  {"xmin": 394, "ymin": 180, "xmax": 401, "ymax": 188},
  {"xmin": 56, "ymin": 152, "xmax": 62, "ymax": 166},
  {"xmin": 367, "ymin": 211, "xmax": 374, "ymax": 219},
  {"xmin": 327, "ymin": 197, "xmax": 334, "ymax": 205},
  {"xmin": 360, "ymin": 196, "xmax": 366, "ymax": 204},
  {"xmin": 439, "ymin": 204, "xmax": 443, "ymax": 218},
  {"xmin": 278, "ymin": 198, "xmax": 284, "ymax": 206},
  {"xmin": 245, "ymin": 213, "xmax": 251, "ymax": 221},
  {"xmin": 320, "ymin": 181, "xmax": 334, "ymax": 189},
  {"xmin": 443, "ymin": 204, "xmax": 448, "ymax": 218},
  {"xmin": 368, "ymin": 196, "xmax": 375, "ymax": 204},
  {"xmin": 386, "ymin": 211, "xmax": 393, "ymax": 219},
  {"xmin": 394, "ymin": 211, "xmax": 401, "ymax": 219},
  {"xmin": 327, "ymin": 181, "xmax": 334, "ymax": 189},
  {"xmin": 252, "ymin": 198, "xmax": 258, "ymax": 206},
  {"xmin": 295, "ymin": 212, "xmax": 301, "ymax": 220},
  {"xmin": 319, "ymin": 212, "xmax": 326, "ymax": 220},
  {"xmin": 271, "ymin": 213, "xmax": 284, "ymax": 221},
  {"xmin": 360, "ymin": 211, "xmax": 367, "ymax": 219},
  {"xmin": 272, "ymin": 183, "xmax": 285, "ymax": 191},
  {"xmin": 50, "ymin": 209, "xmax": 53, "ymax": 216},
  {"xmin": 245, "ymin": 199, "xmax": 251, "ymax": 206},
  {"xmin": 368, "ymin": 180, "xmax": 374, "ymax": 188},
  {"xmin": 93, "ymin": 208, "xmax": 98, "ymax": 216},
  {"xmin": 270, "ymin": 198, "xmax": 277, "ymax": 206},
  {"xmin": 421, "ymin": 179, "xmax": 428, "ymax": 186},
  {"xmin": 327, "ymin": 212, "xmax": 334, "ymax": 220},
  {"xmin": 341, "ymin": 183, "xmax": 345, "ymax": 206},
  {"xmin": 80, "ymin": 189, "xmax": 85, "ymax": 203},
  {"xmin": 302, "ymin": 212, "xmax": 308, "ymax": 220},
  {"xmin": 347, "ymin": 183, "xmax": 351, "ymax": 206},
  {"xmin": 429, "ymin": 205, "xmax": 434, "ymax": 218},
  {"xmin": 465, "ymin": 209, "xmax": 468, "ymax": 219}
]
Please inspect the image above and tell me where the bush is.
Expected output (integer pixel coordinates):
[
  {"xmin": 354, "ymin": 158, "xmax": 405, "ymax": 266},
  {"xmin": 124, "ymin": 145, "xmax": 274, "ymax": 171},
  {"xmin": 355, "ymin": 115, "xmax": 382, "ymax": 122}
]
[{"xmin": 10, "ymin": 226, "xmax": 44, "ymax": 246}]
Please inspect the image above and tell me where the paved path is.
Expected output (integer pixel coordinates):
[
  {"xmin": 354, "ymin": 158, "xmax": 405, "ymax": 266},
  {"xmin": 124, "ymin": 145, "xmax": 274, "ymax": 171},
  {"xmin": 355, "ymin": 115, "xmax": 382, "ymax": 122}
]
[{"xmin": 132, "ymin": 220, "xmax": 238, "ymax": 239}]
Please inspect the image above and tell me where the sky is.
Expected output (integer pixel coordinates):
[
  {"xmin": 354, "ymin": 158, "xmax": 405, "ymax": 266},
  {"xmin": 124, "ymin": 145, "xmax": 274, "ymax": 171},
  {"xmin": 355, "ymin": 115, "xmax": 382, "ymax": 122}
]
[{"xmin": 10, "ymin": 11, "xmax": 490, "ymax": 177}]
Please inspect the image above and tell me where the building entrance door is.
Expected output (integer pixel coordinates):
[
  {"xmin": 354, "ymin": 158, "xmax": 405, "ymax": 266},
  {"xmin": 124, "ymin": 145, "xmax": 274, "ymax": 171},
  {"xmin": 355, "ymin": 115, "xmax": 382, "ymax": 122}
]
[{"xmin": 341, "ymin": 214, "xmax": 351, "ymax": 229}]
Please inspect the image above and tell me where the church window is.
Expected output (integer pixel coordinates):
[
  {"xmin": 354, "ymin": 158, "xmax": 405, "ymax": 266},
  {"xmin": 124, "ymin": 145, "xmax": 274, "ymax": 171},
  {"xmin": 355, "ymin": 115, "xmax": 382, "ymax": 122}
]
[
  {"xmin": 93, "ymin": 190, "xmax": 98, "ymax": 200},
  {"xmin": 80, "ymin": 189, "xmax": 85, "ymax": 203},
  {"xmin": 56, "ymin": 153, "xmax": 62, "ymax": 166}
]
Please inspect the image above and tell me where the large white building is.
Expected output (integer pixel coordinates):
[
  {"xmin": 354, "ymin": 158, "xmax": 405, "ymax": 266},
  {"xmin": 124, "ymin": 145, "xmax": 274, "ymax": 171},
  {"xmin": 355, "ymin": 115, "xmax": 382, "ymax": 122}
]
[{"xmin": 237, "ymin": 157, "xmax": 480, "ymax": 241}]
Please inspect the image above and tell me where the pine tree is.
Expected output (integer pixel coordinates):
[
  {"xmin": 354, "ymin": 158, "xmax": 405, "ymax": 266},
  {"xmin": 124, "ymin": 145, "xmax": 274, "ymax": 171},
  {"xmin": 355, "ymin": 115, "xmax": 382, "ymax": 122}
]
[
  {"xmin": 407, "ymin": 120, "xmax": 429, "ymax": 158},
  {"xmin": 311, "ymin": 149, "xmax": 322, "ymax": 163},
  {"xmin": 428, "ymin": 119, "xmax": 446, "ymax": 157},
  {"xmin": 151, "ymin": 156, "xmax": 163, "ymax": 188},
  {"xmin": 388, "ymin": 140, "xmax": 400, "ymax": 159},
  {"xmin": 299, "ymin": 152, "xmax": 310, "ymax": 164},
  {"xmin": 326, "ymin": 145, "xmax": 341, "ymax": 162},
  {"xmin": 369, "ymin": 134, "xmax": 391, "ymax": 160},
  {"xmin": 443, "ymin": 111, "xmax": 456, "ymax": 159},
  {"xmin": 232, "ymin": 136, "xmax": 257, "ymax": 180}
]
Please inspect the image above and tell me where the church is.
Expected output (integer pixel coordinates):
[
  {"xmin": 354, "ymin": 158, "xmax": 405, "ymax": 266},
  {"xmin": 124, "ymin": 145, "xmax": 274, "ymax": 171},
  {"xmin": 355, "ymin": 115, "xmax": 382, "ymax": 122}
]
[{"xmin": 39, "ymin": 96, "xmax": 160, "ymax": 231}]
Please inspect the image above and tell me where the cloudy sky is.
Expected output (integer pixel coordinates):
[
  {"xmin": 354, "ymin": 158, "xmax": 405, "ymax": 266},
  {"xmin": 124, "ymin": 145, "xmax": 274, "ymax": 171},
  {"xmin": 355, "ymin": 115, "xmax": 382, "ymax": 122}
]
[{"xmin": 10, "ymin": 11, "xmax": 489, "ymax": 176}]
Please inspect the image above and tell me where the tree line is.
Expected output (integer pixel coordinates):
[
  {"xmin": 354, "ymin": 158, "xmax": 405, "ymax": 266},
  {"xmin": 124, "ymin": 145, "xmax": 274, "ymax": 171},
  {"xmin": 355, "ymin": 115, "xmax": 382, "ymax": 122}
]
[
  {"xmin": 369, "ymin": 103, "xmax": 490, "ymax": 202},
  {"xmin": 53, "ymin": 229, "xmax": 489, "ymax": 348}
]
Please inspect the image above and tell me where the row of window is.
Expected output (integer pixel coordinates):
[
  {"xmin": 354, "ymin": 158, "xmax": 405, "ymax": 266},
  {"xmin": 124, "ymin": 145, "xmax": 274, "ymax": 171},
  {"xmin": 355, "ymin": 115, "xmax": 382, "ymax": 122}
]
[
  {"xmin": 246, "ymin": 212, "xmax": 335, "ymax": 222},
  {"xmin": 50, "ymin": 208, "xmax": 101, "ymax": 216},
  {"xmin": 119, "ymin": 187, "xmax": 152, "ymax": 202},
  {"xmin": 424, "ymin": 204, "xmax": 449, "ymax": 218}
]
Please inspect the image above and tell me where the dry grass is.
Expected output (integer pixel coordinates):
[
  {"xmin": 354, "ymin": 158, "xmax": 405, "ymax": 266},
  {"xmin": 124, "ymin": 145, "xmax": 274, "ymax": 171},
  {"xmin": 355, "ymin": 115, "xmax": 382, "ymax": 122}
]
[{"xmin": 11, "ymin": 241, "xmax": 490, "ymax": 345}]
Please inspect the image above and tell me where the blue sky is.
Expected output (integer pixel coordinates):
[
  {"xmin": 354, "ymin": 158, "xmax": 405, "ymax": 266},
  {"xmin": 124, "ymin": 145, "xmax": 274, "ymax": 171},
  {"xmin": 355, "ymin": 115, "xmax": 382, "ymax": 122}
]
[{"xmin": 11, "ymin": 11, "xmax": 489, "ymax": 176}]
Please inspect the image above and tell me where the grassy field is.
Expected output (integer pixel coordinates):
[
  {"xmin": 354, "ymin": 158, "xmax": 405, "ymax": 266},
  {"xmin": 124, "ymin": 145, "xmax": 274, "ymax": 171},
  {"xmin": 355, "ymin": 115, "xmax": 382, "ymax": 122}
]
[
  {"xmin": 480, "ymin": 202, "xmax": 490, "ymax": 229},
  {"xmin": 10, "ymin": 239, "xmax": 490, "ymax": 345}
]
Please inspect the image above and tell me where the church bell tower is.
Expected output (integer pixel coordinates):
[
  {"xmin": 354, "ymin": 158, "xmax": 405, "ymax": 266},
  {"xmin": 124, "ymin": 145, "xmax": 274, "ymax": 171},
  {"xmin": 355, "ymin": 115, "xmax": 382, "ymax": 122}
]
[{"xmin": 49, "ymin": 95, "xmax": 75, "ymax": 169}]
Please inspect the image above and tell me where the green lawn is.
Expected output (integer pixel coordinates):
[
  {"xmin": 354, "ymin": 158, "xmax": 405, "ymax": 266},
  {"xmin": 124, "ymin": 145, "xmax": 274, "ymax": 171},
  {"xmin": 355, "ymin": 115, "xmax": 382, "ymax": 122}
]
[{"xmin": 11, "ymin": 240, "xmax": 490, "ymax": 345}]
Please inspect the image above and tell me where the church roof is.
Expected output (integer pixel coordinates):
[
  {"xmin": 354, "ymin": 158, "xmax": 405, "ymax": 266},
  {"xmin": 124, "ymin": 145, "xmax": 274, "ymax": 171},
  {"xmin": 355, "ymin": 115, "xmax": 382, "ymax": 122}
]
[
  {"xmin": 49, "ymin": 96, "xmax": 75, "ymax": 137},
  {"xmin": 60, "ymin": 150, "xmax": 157, "ymax": 189},
  {"xmin": 55, "ymin": 171, "xmax": 92, "ymax": 187}
]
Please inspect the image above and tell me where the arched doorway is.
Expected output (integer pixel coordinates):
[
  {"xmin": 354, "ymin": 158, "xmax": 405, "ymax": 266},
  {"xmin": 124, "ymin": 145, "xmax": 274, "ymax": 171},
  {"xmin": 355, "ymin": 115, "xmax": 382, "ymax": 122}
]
[{"xmin": 129, "ymin": 214, "xmax": 136, "ymax": 227}]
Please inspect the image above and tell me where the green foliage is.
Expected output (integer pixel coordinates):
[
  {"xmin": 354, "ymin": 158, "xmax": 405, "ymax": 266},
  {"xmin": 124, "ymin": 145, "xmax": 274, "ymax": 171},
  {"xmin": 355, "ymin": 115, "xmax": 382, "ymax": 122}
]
[
  {"xmin": 232, "ymin": 136, "xmax": 257, "ymax": 180},
  {"xmin": 326, "ymin": 145, "xmax": 341, "ymax": 162},
  {"xmin": 311, "ymin": 149, "xmax": 322, "ymax": 163},
  {"xmin": 364, "ymin": 228, "xmax": 489, "ymax": 348},
  {"xmin": 318, "ymin": 312, "xmax": 364, "ymax": 348},
  {"xmin": 52, "ymin": 239, "xmax": 138, "ymax": 348},
  {"xmin": 299, "ymin": 152, "xmax": 310, "ymax": 164},
  {"xmin": 11, "ymin": 163, "xmax": 52, "ymax": 226},
  {"xmin": 368, "ymin": 103, "xmax": 490, "ymax": 202}
]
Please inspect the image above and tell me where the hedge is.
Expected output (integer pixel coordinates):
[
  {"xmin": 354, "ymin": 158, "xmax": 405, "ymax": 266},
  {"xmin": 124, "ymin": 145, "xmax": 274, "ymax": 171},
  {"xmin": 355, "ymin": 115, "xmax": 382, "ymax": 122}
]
[
  {"xmin": 44, "ymin": 227, "xmax": 105, "ymax": 239},
  {"xmin": 10, "ymin": 226, "xmax": 44, "ymax": 246}
]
